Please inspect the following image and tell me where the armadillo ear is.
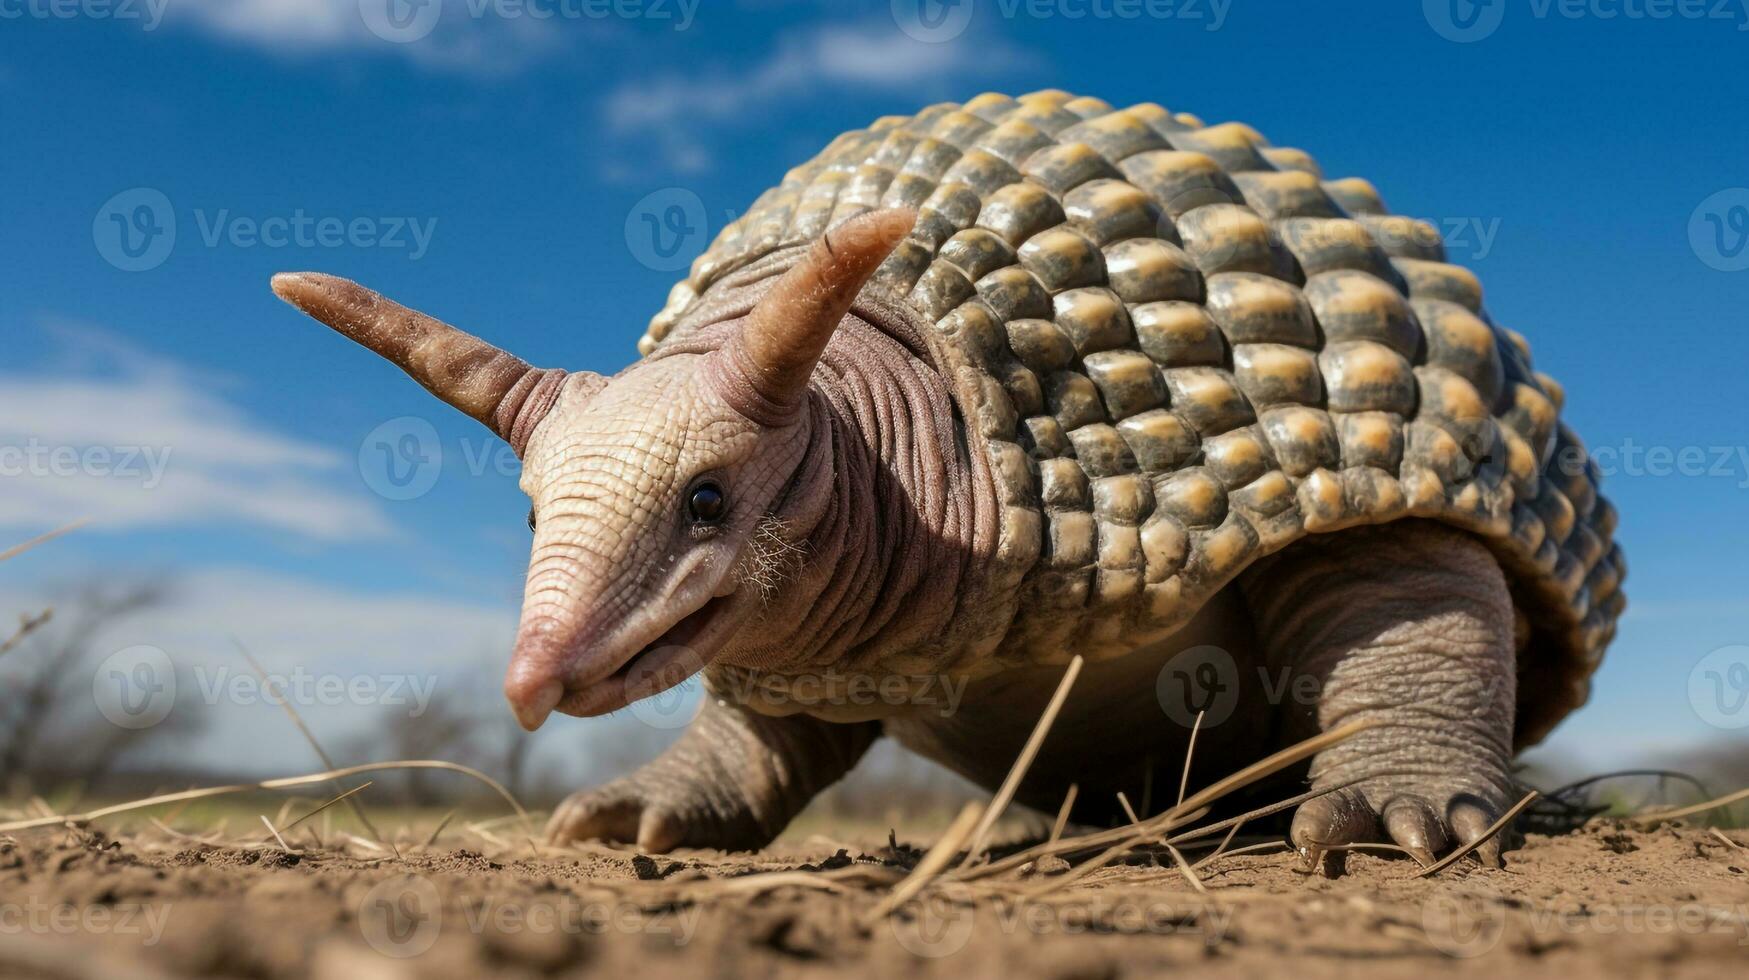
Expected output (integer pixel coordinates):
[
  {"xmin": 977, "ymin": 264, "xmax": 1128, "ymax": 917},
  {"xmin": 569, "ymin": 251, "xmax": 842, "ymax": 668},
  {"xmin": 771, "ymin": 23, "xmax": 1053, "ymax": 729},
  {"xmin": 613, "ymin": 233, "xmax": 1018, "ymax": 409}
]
[
  {"xmin": 271, "ymin": 272, "xmax": 588, "ymax": 456},
  {"xmin": 713, "ymin": 207, "xmax": 917, "ymax": 424}
]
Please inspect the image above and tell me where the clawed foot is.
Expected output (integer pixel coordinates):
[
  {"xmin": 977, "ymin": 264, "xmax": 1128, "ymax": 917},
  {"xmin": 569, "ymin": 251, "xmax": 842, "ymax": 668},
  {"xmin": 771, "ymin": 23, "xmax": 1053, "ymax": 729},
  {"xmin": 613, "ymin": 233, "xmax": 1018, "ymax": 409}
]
[
  {"xmin": 545, "ymin": 774, "xmax": 773, "ymax": 854},
  {"xmin": 1291, "ymin": 781, "xmax": 1508, "ymax": 876}
]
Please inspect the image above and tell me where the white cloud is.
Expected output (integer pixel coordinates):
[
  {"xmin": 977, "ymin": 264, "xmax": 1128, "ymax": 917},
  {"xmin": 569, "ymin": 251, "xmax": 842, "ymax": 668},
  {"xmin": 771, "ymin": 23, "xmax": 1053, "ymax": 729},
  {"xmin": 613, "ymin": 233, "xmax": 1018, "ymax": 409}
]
[
  {"xmin": 161, "ymin": 0, "xmax": 570, "ymax": 74},
  {"xmin": 600, "ymin": 21, "xmax": 1035, "ymax": 173},
  {"xmin": 168, "ymin": 0, "xmax": 361, "ymax": 47},
  {"xmin": 0, "ymin": 323, "xmax": 390, "ymax": 541},
  {"xmin": 0, "ymin": 566, "xmax": 524, "ymax": 773}
]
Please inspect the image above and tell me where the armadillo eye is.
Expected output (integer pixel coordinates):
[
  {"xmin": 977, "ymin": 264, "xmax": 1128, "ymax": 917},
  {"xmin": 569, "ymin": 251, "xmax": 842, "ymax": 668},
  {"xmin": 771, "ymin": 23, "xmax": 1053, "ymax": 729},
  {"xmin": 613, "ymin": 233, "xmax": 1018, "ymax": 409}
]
[
  {"xmin": 687, "ymin": 481, "xmax": 727, "ymax": 524},
  {"xmin": 526, "ymin": 506, "xmax": 537, "ymax": 533}
]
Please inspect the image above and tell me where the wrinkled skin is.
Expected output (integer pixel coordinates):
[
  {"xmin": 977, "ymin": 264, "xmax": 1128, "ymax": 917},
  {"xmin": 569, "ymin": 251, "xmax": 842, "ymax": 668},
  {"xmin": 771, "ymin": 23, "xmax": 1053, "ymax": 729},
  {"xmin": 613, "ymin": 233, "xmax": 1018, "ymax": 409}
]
[
  {"xmin": 273, "ymin": 208, "xmax": 1517, "ymax": 872},
  {"xmin": 546, "ymin": 520, "xmax": 1515, "ymax": 866},
  {"xmin": 505, "ymin": 356, "xmax": 798, "ymax": 726}
]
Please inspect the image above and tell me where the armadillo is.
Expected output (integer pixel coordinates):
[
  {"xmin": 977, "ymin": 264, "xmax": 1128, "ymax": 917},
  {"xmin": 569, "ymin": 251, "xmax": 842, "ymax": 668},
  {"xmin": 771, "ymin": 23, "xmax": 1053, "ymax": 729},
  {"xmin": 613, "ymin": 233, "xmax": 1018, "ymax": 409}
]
[{"xmin": 272, "ymin": 90, "xmax": 1623, "ymax": 870}]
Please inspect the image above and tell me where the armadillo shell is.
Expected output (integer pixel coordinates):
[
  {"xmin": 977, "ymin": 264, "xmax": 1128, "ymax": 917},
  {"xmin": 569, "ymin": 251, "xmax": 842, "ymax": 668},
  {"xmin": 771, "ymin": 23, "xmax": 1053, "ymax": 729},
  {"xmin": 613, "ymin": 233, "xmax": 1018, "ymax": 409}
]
[{"xmin": 642, "ymin": 91, "xmax": 1622, "ymax": 749}]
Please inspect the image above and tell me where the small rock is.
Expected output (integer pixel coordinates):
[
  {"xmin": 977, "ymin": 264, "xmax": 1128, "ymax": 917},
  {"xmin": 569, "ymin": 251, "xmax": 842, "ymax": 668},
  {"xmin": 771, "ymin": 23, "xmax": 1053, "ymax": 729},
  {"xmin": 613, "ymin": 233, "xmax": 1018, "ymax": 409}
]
[
  {"xmin": 630, "ymin": 854, "xmax": 681, "ymax": 880},
  {"xmin": 1024, "ymin": 855, "xmax": 1071, "ymax": 876}
]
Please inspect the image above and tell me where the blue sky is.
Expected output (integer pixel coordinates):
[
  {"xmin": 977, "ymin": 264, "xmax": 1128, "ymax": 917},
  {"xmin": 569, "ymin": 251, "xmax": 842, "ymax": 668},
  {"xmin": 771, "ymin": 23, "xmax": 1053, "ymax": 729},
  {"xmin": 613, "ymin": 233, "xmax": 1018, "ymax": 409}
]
[{"xmin": 2, "ymin": 0, "xmax": 1747, "ymax": 777}]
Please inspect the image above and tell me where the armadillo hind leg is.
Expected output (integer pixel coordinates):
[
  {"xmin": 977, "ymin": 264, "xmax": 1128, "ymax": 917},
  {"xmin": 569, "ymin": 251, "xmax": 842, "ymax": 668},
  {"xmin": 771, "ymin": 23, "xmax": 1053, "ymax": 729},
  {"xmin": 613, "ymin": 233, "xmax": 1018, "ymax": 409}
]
[
  {"xmin": 545, "ymin": 695, "xmax": 879, "ymax": 853},
  {"xmin": 1238, "ymin": 520, "xmax": 1517, "ymax": 876}
]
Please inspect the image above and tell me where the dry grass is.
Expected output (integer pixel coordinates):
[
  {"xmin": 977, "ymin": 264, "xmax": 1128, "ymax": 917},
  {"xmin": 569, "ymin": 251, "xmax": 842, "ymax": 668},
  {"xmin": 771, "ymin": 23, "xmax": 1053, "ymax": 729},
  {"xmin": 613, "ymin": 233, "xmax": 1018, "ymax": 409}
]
[{"xmin": 4, "ymin": 516, "xmax": 1745, "ymax": 932}]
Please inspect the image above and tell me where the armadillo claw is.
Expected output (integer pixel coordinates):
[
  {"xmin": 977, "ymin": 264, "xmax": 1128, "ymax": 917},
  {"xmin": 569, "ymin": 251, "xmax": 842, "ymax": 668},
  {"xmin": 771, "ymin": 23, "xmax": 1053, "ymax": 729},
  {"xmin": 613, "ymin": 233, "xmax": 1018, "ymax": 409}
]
[
  {"xmin": 1291, "ymin": 784, "xmax": 1504, "ymax": 877},
  {"xmin": 545, "ymin": 777, "xmax": 772, "ymax": 854},
  {"xmin": 545, "ymin": 784, "xmax": 648, "ymax": 849},
  {"xmin": 545, "ymin": 784, "xmax": 696, "ymax": 853},
  {"xmin": 1449, "ymin": 796, "xmax": 1506, "ymax": 869}
]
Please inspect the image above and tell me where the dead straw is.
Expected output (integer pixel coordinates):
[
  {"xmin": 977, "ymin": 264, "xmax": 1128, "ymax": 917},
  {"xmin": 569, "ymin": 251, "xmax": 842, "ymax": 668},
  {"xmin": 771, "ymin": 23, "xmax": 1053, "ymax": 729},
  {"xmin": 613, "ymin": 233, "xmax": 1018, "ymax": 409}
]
[
  {"xmin": 232, "ymin": 637, "xmax": 392, "ymax": 851},
  {"xmin": 863, "ymin": 801, "xmax": 982, "ymax": 924},
  {"xmin": 0, "ymin": 610, "xmax": 52, "ymax": 657},
  {"xmin": 0, "ymin": 519, "xmax": 90, "ymax": 563},
  {"xmin": 1415, "ymin": 790, "xmax": 1539, "ymax": 878},
  {"xmin": 958, "ymin": 655, "xmax": 1082, "ymax": 864},
  {"xmin": 281, "ymin": 782, "xmax": 373, "ymax": 834},
  {"xmin": 0, "ymin": 760, "xmax": 529, "ymax": 834},
  {"xmin": 1046, "ymin": 784, "xmax": 1077, "ymax": 845},
  {"xmin": 1630, "ymin": 786, "xmax": 1749, "ymax": 825}
]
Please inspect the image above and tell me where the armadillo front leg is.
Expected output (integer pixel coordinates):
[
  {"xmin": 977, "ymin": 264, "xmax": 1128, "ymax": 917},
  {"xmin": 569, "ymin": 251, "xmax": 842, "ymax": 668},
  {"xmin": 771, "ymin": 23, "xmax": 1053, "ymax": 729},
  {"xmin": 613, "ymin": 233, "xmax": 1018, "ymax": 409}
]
[
  {"xmin": 546, "ymin": 688, "xmax": 878, "ymax": 853},
  {"xmin": 1239, "ymin": 520, "xmax": 1517, "ymax": 875}
]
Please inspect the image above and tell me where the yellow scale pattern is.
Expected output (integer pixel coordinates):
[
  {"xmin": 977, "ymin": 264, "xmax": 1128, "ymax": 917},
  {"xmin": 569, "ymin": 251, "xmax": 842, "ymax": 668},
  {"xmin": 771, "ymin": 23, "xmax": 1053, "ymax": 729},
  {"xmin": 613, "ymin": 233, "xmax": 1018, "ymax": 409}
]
[{"xmin": 641, "ymin": 90, "xmax": 1624, "ymax": 747}]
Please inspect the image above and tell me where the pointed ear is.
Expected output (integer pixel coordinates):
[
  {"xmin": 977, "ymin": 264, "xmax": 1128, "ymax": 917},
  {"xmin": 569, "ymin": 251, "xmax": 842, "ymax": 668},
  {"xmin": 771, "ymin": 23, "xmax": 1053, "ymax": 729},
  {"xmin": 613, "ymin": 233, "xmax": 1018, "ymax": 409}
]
[
  {"xmin": 271, "ymin": 272, "xmax": 595, "ymax": 456},
  {"xmin": 713, "ymin": 207, "xmax": 916, "ymax": 424}
]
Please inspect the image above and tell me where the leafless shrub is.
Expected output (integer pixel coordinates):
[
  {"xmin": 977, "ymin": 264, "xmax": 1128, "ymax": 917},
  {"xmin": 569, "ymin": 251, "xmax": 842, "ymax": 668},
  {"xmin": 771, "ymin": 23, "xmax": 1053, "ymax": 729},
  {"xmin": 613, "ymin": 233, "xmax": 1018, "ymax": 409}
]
[{"xmin": 0, "ymin": 583, "xmax": 205, "ymax": 794}]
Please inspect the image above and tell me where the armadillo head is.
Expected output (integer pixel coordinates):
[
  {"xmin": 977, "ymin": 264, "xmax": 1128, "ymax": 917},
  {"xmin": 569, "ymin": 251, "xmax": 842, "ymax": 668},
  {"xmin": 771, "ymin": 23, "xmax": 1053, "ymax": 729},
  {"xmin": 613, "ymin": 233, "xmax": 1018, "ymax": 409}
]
[{"xmin": 273, "ymin": 208, "xmax": 916, "ymax": 731}]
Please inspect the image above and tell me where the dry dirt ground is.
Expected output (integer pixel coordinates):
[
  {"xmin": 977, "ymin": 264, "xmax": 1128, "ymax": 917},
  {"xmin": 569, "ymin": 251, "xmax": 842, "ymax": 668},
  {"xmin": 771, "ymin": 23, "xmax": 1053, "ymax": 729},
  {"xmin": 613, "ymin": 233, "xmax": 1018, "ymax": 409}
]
[{"xmin": 1, "ymin": 817, "xmax": 1745, "ymax": 979}]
